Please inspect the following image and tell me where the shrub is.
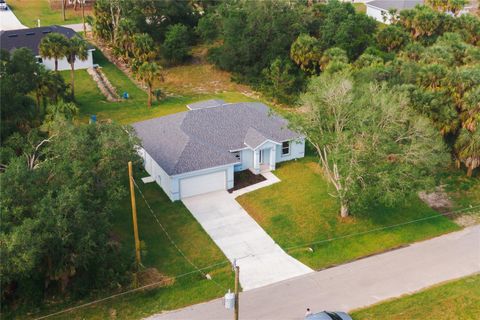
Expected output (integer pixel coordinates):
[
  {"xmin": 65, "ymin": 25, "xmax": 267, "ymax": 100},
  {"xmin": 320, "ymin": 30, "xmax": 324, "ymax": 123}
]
[{"xmin": 162, "ymin": 24, "xmax": 191, "ymax": 64}]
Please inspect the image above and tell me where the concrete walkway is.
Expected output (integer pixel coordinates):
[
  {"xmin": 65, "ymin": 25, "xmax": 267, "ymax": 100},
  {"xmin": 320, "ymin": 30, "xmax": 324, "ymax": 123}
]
[
  {"xmin": 0, "ymin": 6, "xmax": 27, "ymax": 31},
  {"xmin": 148, "ymin": 225, "xmax": 480, "ymax": 320},
  {"xmin": 182, "ymin": 173, "xmax": 312, "ymax": 291}
]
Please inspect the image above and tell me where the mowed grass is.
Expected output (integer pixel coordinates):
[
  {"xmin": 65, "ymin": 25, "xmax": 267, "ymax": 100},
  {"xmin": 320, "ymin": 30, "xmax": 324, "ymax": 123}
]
[
  {"xmin": 8, "ymin": 0, "xmax": 89, "ymax": 27},
  {"xmin": 28, "ymin": 177, "xmax": 234, "ymax": 320},
  {"xmin": 72, "ymin": 48, "xmax": 259, "ymax": 124},
  {"xmin": 444, "ymin": 171, "xmax": 480, "ymax": 209},
  {"xmin": 352, "ymin": 274, "xmax": 480, "ymax": 320},
  {"xmin": 236, "ymin": 158, "xmax": 460, "ymax": 270}
]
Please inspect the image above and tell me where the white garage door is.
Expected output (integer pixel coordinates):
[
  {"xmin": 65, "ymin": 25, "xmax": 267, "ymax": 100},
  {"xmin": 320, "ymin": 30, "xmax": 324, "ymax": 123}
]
[{"xmin": 180, "ymin": 170, "xmax": 226, "ymax": 198}]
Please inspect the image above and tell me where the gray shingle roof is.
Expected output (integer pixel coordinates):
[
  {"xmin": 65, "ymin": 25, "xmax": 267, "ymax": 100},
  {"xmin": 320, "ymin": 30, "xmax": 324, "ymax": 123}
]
[
  {"xmin": 132, "ymin": 102, "xmax": 302, "ymax": 175},
  {"xmin": 367, "ymin": 0, "xmax": 423, "ymax": 11},
  {"xmin": 0, "ymin": 25, "xmax": 90, "ymax": 56},
  {"xmin": 245, "ymin": 127, "xmax": 271, "ymax": 149},
  {"xmin": 186, "ymin": 99, "xmax": 225, "ymax": 110}
]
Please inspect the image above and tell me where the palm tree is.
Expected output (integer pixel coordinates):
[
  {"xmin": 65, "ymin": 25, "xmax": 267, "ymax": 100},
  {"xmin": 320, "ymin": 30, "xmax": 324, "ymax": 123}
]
[
  {"xmin": 135, "ymin": 62, "xmax": 163, "ymax": 108},
  {"xmin": 455, "ymin": 127, "xmax": 480, "ymax": 177},
  {"xmin": 117, "ymin": 19, "xmax": 137, "ymax": 60},
  {"xmin": 34, "ymin": 66, "xmax": 51, "ymax": 116},
  {"xmin": 35, "ymin": 68, "xmax": 69, "ymax": 114},
  {"xmin": 39, "ymin": 33, "xmax": 69, "ymax": 72},
  {"xmin": 132, "ymin": 33, "xmax": 156, "ymax": 70},
  {"xmin": 65, "ymin": 36, "xmax": 89, "ymax": 100},
  {"xmin": 42, "ymin": 101, "xmax": 79, "ymax": 134}
]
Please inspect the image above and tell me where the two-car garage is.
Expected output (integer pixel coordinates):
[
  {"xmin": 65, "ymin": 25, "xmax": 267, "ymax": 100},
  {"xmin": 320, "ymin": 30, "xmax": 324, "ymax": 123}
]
[{"xmin": 179, "ymin": 170, "xmax": 227, "ymax": 199}]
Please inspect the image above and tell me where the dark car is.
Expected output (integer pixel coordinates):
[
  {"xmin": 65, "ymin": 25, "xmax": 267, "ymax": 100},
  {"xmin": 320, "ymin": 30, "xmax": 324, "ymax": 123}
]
[
  {"xmin": 0, "ymin": 0, "xmax": 7, "ymax": 11},
  {"xmin": 306, "ymin": 311, "xmax": 353, "ymax": 320}
]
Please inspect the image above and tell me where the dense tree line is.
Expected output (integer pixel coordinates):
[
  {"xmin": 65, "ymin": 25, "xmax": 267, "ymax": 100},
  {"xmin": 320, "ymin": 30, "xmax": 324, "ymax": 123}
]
[
  {"xmin": 202, "ymin": 0, "xmax": 378, "ymax": 103},
  {"xmin": 0, "ymin": 49, "xmax": 139, "ymax": 308},
  {"xmin": 196, "ymin": 0, "xmax": 478, "ymax": 215},
  {"xmin": 92, "ymin": 0, "xmax": 199, "ymax": 66},
  {"xmin": 200, "ymin": 1, "xmax": 478, "ymax": 177}
]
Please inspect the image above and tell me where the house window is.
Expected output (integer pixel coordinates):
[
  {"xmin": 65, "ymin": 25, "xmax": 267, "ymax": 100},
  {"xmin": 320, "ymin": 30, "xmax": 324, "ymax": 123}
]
[
  {"xmin": 232, "ymin": 151, "xmax": 241, "ymax": 162},
  {"xmin": 282, "ymin": 141, "xmax": 290, "ymax": 156},
  {"xmin": 37, "ymin": 57, "xmax": 43, "ymax": 63}
]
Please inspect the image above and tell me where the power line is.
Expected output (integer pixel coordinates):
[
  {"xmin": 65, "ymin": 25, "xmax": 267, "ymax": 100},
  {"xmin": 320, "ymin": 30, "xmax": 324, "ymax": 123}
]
[
  {"xmin": 285, "ymin": 204, "xmax": 480, "ymax": 251},
  {"xmin": 132, "ymin": 178, "xmax": 228, "ymax": 291},
  {"xmin": 33, "ymin": 178, "xmax": 233, "ymax": 319},
  {"xmin": 33, "ymin": 260, "xmax": 230, "ymax": 320},
  {"xmin": 31, "ymin": 188, "xmax": 479, "ymax": 320}
]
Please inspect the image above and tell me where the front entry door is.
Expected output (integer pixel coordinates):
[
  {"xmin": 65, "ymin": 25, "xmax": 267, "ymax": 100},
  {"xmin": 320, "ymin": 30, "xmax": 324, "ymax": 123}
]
[{"xmin": 259, "ymin": 149, "xmax": 264, "ymax": 164}]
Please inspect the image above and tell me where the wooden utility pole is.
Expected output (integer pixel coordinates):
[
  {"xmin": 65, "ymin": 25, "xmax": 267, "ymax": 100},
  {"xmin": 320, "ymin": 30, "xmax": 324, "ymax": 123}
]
[
  {"xmin": 234, "ymin": 266, "xmax": 240, "ymax": 320},
  {"xmin": 128, "ymin": 161, "xmax": 141, "ymax": 267}
]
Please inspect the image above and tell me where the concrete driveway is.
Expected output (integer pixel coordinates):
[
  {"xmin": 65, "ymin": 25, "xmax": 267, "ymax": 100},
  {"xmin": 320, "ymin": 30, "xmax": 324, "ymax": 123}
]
[
  {"xmin": 148, "ymin": 225, "xmax": 480, "ymax": 320},
  {"xmin": 182, "ymin": 173, "xmax": 312, "ymax": 291},
  {"xmin": 0, "ymin": 5, "xmax": 27, "ymax": 31},
  {"xmin": 62, "ymin": 23, "xmax": 91, "ymax": 33}
]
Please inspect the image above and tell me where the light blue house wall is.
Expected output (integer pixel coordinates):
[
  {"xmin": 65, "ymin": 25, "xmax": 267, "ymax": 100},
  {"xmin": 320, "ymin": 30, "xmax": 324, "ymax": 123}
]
[
  {"xmin": 141, "ymin": 148, "xmax": 175, "ymax": 200},
  {"xmin": 276, "ymin": 138, "xmax": 305, "ymax": 163},
  {"xmin": 234, "ymin": 137, "xmax": 306, "ymax": 174}
]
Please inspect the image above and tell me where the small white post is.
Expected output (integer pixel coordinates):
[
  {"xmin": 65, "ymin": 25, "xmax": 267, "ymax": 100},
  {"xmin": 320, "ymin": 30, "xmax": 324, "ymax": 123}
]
[{"xmin": 270, "ymin": 146, "xmax": 276, "ymax": 170}]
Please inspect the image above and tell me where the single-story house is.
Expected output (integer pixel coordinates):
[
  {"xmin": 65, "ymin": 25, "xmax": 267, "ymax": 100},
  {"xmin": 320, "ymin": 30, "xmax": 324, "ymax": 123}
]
[
  {"xmin": 366, "ymin": 0, "xmax": 422, "ymax": 23},
  {"xmin": 132, "ymin": 100, "xmax": 305, "ymax": 201},
  {"xmin": 0, "ymin": 25, "xmax": 94, "ymax": 71}
]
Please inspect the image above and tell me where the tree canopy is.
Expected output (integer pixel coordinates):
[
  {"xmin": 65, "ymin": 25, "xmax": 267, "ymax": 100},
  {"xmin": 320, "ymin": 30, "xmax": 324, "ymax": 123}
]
[
  {"xmin": 291, "ymin": 73, "xmax": 448, "ymax": 216},
  {"xmin": 1, "ymin": 123, "xmax": 139, "ymax": 303}
]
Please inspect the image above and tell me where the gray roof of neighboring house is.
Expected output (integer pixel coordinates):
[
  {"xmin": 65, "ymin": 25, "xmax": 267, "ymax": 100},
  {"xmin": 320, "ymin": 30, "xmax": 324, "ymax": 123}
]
[
  {"xmin": 132, "ymin": 102, "xmax": 302, "ymax": 176},
  {"xmin": 187, "ymin": 99, "xmax": 225, "ymax": 110},
  {"xmin": 0, "ymin": 25, "xmax": 89, "ymax": 56},
  {"xmin": 367, "ymin": 0, "xmax": 423, "ymax": 11}
]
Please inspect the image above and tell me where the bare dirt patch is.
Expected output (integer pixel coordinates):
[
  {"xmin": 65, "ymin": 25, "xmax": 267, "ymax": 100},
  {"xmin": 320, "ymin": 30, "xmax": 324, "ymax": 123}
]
[
  {"xmin": 418, "ymin": 187, "xmax": 453, "ymax": 214},
  {"xmin": 419, "ymin": 187, "xmax": 479, "ymax": 227},
  {"xmin": 137, "ymin": 267, "xmax": 174, "ymax": 288}
]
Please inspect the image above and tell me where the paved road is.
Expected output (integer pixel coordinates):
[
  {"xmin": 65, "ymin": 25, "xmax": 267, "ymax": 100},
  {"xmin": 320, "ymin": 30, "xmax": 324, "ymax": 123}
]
[
  {"xmin": 182, "ymin": 173, "xmax": 312, "ymax": 291},
  {"xmin": 0, "ymin": 6, "xmax": 27, "ymax": 31},
  {"xmin": 62, "ymin": 23, "xmax": 91, "ymax": 33},
  {"xmin": 148, "ymin": 225, "xmax": 480, "ymax": 320}
]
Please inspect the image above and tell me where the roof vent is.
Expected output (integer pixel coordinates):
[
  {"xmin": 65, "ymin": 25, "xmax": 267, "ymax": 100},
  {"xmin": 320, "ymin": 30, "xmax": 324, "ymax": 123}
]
[
  {"xmin": 26, "ymin": 32, "xmax": 35, "ymax": 36},
  {"xmin": 8, "ymin": 34, "xmax": 18, "ymax": 38},
  {"xmin": 42, "ymin": 30, "xmax": 51, "ymax": 34}
]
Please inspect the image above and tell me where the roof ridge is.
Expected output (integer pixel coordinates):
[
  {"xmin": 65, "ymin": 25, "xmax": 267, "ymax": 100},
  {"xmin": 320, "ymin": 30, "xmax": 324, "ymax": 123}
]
[{"xmin": 171, "ymin": 114, "xmax": 190, "ymax": 173}]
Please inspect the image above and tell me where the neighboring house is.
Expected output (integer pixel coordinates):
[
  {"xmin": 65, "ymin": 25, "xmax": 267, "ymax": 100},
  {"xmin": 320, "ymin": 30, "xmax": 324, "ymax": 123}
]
[
  {"xmin": 366, "ymin": 0, "xmax": 423, "ymax": 23},
  {"xmin": 0, "ymin": 25, "xmax": 94, "ymax": 71},
  {"xmin": 132, "ymin": 100, "xmax": 305, "ymax": 201}
]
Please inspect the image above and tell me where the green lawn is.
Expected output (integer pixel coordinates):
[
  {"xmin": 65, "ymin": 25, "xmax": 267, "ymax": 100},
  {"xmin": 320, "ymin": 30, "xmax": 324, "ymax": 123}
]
[
  {"xmin": 352, "ymin": 274, "xmax": 480, "ymax": 320},
  {"xmin": 443, "ymin": 170, "xmax": 480, "ymax": 209},
  {"xmin": 72, "ymin": 49, "xmax": 258, "ymax": 125},
  {"xmin": 8, "ymin": 0, "xmax": 88, "ymax": 27},
  {"xmin": 24, "ymin": 177, "xmax": 234, "ymax": 320},
  {"xmin": 237, "ymin": 158, "xmax": 460, "ymax": 270}
]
